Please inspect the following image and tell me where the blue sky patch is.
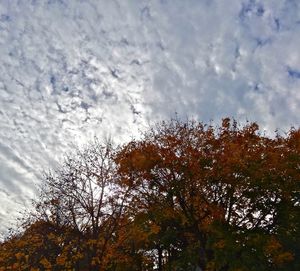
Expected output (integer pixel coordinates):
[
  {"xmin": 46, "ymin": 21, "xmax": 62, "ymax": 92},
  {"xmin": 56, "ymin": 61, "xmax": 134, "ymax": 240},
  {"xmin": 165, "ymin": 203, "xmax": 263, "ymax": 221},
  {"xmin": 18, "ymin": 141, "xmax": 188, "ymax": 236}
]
[{"xmin": 288, "ymin": 68, "xmax": 300, "ymax": 79}]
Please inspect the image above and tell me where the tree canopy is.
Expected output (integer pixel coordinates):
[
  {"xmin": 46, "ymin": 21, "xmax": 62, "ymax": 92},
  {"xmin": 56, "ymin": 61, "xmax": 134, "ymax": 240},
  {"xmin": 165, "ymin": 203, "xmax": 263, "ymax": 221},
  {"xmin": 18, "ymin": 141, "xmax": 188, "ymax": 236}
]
[{"xmin": 0, "ymin": 118, "xmax": 299, "ymax": 270}]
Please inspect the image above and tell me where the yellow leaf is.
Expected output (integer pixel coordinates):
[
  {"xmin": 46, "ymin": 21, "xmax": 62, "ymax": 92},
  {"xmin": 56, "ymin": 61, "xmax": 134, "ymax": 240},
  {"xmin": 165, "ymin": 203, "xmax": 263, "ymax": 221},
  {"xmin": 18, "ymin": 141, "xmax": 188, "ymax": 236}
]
[
  {"xmin": 15, "ymin": 252, "xmax": 24, "ymax": 260},
  {"xmin": 40, "ymin": 257, "xmax": 52, "ymax": 268}
]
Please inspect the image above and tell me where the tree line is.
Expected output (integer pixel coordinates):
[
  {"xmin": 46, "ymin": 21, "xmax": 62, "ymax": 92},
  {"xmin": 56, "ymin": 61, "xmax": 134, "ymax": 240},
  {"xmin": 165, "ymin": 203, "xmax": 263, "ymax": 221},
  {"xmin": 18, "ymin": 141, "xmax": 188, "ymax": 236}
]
[{"xmin": 0, "ymin": 118, "xmax": 299, "ymax": 270}]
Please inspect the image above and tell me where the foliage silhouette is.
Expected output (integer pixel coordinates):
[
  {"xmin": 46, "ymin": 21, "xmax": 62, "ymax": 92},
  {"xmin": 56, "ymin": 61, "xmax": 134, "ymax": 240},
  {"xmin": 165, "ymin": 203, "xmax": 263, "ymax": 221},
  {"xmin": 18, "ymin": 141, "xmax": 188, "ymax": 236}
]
[{"xmin": 0, "ymin": 118, "xmax": 299, "ymax": 270}]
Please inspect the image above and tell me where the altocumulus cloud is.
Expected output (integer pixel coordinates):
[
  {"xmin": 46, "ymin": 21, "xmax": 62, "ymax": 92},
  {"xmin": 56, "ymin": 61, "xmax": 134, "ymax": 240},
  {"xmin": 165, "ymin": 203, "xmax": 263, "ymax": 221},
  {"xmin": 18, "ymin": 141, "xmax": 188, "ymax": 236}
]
[{"xmin": 0, "ymin": 0, "xmax": 300, "ymax": 236}]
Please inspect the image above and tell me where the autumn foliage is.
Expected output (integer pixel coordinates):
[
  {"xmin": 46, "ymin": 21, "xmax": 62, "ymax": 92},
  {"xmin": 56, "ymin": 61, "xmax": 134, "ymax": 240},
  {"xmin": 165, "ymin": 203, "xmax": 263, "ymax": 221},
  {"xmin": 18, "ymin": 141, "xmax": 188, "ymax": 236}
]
[{"xmin": 0, "ymin": 118, "xmax": 299, "ymax": 270}]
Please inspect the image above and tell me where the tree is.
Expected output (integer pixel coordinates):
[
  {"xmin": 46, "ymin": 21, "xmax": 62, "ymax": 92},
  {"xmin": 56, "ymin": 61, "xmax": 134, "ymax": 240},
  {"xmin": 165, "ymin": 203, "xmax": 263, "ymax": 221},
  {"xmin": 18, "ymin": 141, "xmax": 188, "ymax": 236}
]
[
  {"xmin": 0, "ymin": 140, "xmax": 134, "ymax": 270},
  {"xmin": 115, "ymin": 118, "xmax": 299, "ymax": 270},
  {"xmin": 0, "ymin": 118, "xmax": 299, "ymax": 270}
]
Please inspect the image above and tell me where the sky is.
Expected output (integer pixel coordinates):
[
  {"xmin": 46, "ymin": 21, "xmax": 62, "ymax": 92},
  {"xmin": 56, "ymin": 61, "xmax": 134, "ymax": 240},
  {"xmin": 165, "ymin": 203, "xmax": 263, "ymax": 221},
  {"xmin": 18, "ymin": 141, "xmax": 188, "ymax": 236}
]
[{"xmin": 0, "ymin": 0, "xmax": 300, "ymax": 237}]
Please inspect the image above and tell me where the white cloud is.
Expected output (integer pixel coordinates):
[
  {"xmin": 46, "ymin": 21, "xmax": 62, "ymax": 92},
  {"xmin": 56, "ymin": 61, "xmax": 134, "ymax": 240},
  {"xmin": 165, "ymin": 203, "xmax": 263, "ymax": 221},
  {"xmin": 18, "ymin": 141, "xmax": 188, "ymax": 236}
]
[{"xmin": 0, "ymin": 0, "xmax": 300, "ymax": 237}]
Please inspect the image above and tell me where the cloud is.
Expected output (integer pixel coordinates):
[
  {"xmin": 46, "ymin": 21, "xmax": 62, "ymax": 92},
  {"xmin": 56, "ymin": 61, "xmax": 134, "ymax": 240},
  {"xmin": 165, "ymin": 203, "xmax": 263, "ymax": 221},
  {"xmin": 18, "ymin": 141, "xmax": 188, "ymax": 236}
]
[{"xmin": 0, "ymin": 0, "xmax": 300, "ymax": 236}]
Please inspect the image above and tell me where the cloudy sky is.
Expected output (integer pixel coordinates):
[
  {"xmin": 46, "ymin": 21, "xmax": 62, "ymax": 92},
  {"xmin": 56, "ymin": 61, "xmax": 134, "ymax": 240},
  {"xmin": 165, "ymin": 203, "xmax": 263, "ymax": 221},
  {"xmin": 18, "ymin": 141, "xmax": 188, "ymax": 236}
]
[{"xmin": 0, "ymin": 0, "xmax": 300, "ymax": 236}]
